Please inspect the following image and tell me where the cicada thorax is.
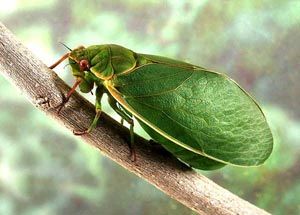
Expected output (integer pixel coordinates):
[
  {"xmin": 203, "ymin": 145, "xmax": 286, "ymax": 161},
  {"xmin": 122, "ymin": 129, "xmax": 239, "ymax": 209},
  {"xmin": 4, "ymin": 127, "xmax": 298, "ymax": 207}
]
[
  {"xmin": 69, "ymin": 44, "xmax": 152, "ymax": 82},
  {"xmin": 86, "ymin": 44, "xmax": 138, "ymax": 80}
]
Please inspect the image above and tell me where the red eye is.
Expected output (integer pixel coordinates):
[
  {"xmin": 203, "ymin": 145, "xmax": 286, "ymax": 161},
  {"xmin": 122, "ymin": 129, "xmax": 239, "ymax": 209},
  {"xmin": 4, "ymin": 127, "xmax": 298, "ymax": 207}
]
[{"xmin": 79, "ymin": 59, "xmax": 90, "ymax": 71}]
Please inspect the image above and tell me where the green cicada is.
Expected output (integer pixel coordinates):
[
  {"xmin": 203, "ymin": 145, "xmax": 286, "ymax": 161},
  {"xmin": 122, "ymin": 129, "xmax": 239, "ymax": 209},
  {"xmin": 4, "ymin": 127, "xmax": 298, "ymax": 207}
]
[{"xmin": 50, "ymin": 44, "xmax": 273, "ymax": 170}]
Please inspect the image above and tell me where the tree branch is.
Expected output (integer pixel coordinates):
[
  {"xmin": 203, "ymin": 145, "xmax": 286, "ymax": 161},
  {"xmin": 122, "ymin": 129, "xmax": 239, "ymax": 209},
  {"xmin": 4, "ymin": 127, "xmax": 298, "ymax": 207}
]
[{"xmin": 0, "ymin": 22, "xmax": 270, "ymax": 215}]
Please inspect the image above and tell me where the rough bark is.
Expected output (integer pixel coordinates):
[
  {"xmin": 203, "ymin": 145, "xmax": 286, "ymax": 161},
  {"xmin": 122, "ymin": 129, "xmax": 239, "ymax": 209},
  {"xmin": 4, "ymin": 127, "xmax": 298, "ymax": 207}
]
[{"xmin": 0, "ymin": 22, "xmax": 270, "ymax": 215}]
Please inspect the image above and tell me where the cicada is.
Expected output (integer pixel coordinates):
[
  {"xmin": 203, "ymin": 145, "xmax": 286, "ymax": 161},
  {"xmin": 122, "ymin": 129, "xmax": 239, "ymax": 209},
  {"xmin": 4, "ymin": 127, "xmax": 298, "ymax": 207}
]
[{"xmin": 50, "ymin": 44, "xmax": 273, "ymax": 170}]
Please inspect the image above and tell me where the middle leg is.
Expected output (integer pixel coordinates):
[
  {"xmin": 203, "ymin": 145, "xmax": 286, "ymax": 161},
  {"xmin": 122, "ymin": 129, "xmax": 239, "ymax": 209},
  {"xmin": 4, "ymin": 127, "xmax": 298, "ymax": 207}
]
[{"xmin": 108, "ymin": 95, "xmax": 136, "ymax": 161}]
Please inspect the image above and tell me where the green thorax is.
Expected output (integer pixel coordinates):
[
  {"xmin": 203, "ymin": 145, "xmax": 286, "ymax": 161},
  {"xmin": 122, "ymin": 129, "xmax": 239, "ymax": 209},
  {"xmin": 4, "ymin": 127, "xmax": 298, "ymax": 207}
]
[{"xmin": 69, "ymin": 44, "xmax": 139, "ymax": 80}]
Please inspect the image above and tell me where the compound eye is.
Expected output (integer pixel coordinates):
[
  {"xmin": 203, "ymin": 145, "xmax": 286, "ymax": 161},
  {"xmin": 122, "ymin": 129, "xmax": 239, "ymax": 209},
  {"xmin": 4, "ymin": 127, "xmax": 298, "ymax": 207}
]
[{"xmin": 79, "ymin": 59, "xmax": 90, "ymax": 71}]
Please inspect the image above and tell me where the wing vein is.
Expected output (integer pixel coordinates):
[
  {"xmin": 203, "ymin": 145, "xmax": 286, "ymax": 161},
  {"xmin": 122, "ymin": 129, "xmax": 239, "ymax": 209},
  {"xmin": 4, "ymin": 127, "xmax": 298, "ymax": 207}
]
[{"xmin": 125, "ymin": 72, "xmax": 194, "ymax": 98}]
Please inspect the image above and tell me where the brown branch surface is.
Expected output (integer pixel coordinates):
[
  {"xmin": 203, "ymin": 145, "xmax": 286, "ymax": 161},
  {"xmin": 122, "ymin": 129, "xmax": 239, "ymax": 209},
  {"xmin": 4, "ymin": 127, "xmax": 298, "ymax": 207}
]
[{"xmin": 0, "ymin": 22, "xmax": 270, "ymax": 215}]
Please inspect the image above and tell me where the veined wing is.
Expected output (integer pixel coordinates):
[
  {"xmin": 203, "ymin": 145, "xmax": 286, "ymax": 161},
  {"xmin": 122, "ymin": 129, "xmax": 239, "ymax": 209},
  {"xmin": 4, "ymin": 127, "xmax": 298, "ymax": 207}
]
[{"xmin": 107, "ymin": 63, "xmax": 273, "ymax": 166}]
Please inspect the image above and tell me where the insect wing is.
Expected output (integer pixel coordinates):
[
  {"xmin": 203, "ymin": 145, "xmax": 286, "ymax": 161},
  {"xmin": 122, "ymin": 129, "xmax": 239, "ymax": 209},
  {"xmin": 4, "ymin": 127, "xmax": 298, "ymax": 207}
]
[
  {"xmin": 108, "ymin": 62, "xmax": 273, "ymax": 166},
  {"xmin": 138, "ymin": 119, "xmax": 226, "ymax": 170}
]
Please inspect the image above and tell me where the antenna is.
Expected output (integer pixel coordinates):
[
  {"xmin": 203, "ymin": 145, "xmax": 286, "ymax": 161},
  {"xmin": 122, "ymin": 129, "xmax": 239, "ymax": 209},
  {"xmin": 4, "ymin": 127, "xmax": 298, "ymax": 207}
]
[{"xmin": 59, "ymin": 42, "xmax": 72, "ymax": 51}]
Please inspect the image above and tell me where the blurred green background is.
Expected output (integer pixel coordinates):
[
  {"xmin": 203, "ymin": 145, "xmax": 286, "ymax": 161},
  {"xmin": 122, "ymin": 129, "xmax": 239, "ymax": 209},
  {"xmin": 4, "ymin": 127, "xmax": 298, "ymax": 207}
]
[{"xmin": 0, "ymin": 0, "xmax": 299, "ymax": 214}]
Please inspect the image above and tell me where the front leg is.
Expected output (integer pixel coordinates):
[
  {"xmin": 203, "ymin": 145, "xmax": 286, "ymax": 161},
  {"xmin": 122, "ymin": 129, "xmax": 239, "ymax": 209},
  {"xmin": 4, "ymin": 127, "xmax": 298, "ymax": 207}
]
[
  {"xmin": 56, "ymin": 78, "xmax": 82, "ymax": 114},
  {"xmin": 73, "ymin": 86, "xmax": 104, "ymax": 135}
]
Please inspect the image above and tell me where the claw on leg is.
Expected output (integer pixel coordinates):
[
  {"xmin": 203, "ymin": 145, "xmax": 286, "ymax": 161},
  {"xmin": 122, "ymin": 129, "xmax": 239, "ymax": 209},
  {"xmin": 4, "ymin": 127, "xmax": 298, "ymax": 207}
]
[
  {"xmin": 56, "ymin": 79, "xmax": 82, "ymax": 114},
  {"xmin": 73, "ymin": 110, "xmax": 101, "ymax": 135},
  {"xmin": 73, "ymin": 129, "xmax": 89, "ymax": 136},
  {"xmin": 56, "ymin": 94, "xmax": 68, "ymax": 114}
]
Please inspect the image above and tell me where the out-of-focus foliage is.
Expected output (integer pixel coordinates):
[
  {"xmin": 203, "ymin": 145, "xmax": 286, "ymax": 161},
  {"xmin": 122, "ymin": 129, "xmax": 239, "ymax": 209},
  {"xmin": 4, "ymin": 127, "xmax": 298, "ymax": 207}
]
[{"xmin": 0, "ymin": 0, "xmax": 299, "ymax": 214}]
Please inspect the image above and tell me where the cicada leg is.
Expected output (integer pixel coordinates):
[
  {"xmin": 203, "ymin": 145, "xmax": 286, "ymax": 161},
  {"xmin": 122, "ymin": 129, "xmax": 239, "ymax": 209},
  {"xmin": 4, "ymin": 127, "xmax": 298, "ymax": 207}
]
[
  {"xmin": 73, "ymin": 86, "xmax": 104, "ymax": 135},
  {"xmin": 108, "ymin": 95, "xmax": 136, "ymax": 161},
  {"xmin": 56, "ymin": 78, "xmax": 82, "ymax": 114},
  {"xmin": 49, "ymin": 52, "xmax": 70, "ymax": 69}
]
